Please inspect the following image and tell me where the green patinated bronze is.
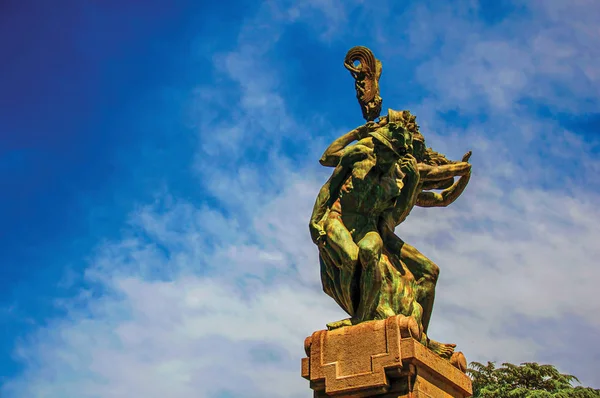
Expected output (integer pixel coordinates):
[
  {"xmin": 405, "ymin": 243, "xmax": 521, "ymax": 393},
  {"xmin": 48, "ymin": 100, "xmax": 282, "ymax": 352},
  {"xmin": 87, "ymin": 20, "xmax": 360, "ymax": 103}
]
[{"xmin": 309, "ymin": 47, "xmax": 472, "ymax": 359}]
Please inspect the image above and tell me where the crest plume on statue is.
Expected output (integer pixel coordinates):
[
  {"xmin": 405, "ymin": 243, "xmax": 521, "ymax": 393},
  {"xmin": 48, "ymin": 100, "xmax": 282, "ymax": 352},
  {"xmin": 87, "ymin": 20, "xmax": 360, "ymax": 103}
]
[{"xmin": 344, "ymin": 46, "xmax": 383, "ymax": 121}]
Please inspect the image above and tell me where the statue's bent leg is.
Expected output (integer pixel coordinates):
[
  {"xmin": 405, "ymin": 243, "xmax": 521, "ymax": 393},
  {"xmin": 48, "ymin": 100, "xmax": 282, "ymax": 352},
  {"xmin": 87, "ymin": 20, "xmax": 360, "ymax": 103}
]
[
  {"xmin": 401, "ymin": 245, "xmax": 455, "ymax": 358},
  {"xmin": 319, "ymin": 254, "xmax": 345, "ymax": 312},
  {"xmin": 323, "ymin": 216, "xmax": 359, "ymax": 315},
  {"xmin": 355, "ymin": 230, "xmax": 384, "ymax": 322},
  {"xmin": 401, "ymin": 242, "xmax": 439, "ymax": 335},
  {"xmin": 374, "ymin": 255, "xmax": 397, "ymax": 319}
]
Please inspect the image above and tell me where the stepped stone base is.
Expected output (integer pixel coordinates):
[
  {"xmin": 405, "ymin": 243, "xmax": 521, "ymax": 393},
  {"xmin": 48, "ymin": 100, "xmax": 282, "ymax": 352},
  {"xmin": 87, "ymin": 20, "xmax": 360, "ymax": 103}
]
[{"xmin": 301, "ymin": 315, "xmax": 472, "ymax": 397}]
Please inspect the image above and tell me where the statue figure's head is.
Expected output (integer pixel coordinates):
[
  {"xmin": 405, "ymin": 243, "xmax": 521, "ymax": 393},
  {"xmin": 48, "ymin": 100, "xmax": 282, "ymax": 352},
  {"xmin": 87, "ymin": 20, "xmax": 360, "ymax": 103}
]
[
  {"xmin": 385, "ymin": 109, "xmax": 456, "ymax": 166},
  {"xmin": 370, "ymin": 124, "xmax": 413, "ymax": 166},
  {"xmin": 387, "ymin": 109, "xmax": 426, "ymax": 159}
]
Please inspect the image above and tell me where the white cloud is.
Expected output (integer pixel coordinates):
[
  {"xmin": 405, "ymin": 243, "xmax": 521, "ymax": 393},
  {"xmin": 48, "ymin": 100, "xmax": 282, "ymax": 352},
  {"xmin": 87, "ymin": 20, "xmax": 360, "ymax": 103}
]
[
  {"xmin": 3, "ymin": 184, "xmax": 343, "ymax": 398},
  {"xmin": 4, "ymin": 0, "xmax": 600, "ymax": 396},
  {"xmin": 404, "ymin": 1, "xmax": 600, "ymax": 114}
]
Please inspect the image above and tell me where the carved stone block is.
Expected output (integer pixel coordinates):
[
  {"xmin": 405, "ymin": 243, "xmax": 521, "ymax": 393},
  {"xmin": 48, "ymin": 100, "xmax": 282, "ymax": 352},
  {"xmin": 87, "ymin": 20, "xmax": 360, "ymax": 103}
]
[{"xmin": 302, "ymin": 315, "xmax": 472, "ymax": 397}]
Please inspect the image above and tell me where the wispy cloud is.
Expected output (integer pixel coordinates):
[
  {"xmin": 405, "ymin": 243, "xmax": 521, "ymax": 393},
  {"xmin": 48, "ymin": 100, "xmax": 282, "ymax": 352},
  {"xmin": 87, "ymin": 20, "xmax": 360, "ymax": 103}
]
[{"xmin": 3, "ymin": 0, "xmax": 600, "ymax": 396}]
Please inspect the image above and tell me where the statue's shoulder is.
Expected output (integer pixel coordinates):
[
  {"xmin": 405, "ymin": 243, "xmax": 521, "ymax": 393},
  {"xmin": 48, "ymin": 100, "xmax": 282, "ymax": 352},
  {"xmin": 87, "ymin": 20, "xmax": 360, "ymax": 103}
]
[
  {"xmin": 357, "ymin": 136, "xmax": 374, "ymax": 148},
  {"xmin": 340, "ymin": 140, "xmax": 373, "ymax": 166}
]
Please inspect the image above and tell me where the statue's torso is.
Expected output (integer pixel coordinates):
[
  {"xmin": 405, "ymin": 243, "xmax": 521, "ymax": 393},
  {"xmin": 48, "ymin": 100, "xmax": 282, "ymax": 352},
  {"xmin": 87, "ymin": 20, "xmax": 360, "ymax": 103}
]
[{"xmin": 331, "ymin": 158, "xmax": 401, "ymax": 225}]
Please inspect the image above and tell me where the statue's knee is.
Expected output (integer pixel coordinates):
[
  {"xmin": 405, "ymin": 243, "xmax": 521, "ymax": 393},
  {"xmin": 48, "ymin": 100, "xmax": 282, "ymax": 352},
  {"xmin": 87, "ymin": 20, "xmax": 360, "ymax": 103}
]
[
  {"xmin": 420, "ymin": 263, "xmax": 439, "ymax": 287},
  {"xmin": 430, "ymin": 263, "xmax": 440, "ymax": 281},
  {"xmin": 358, "ymin": 247, "xmax": 379, "ymax": 267},
  {"xmin": 348, "ymin": 249, "xmax": 359, "ymax": 264},
  {"xmin": 357, "ymin": 235, "xmax": 382, "ymax": 266},
  {"xmin": 358, "ymin": 248, "xmax": 372, "ymax": 266}
]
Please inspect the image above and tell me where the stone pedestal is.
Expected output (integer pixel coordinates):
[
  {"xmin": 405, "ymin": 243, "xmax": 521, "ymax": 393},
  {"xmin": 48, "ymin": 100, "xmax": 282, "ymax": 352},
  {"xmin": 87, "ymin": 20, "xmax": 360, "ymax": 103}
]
[{"xmin": 301, "ymin": 315, "xmax": 472, "ymax": 397}]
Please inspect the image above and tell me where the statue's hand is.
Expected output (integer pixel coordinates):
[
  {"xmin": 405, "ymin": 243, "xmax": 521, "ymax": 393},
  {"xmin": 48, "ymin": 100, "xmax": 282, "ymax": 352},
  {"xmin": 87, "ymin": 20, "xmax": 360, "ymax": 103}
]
[
  {"xmin": 357, "ymin": 121, "xmax": 378, "ymax": 140},
  {"xmin": 400, "ymin": 154, "xmax": 419, "ymax": 181},
  {"xmin": 462, "ymin": 150, "xmax": 472, "ymax": 163},
  {"xmin": 316, "ymin": 230, "xmax": 327, "ymax": 248},
  {"xmin": 365, "ymin": 121, "xmax": 377, "ymax": 129},
  {"xmin": 310, "ymin": 223, "xmax": 327, "ymax": 246}
]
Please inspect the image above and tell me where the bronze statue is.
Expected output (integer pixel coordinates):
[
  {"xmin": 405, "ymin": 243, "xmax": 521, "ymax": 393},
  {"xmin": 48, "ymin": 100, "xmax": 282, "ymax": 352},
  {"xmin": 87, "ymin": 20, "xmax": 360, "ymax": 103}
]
[
  {"xmin": 309, "ymin": 47, "xmax": 472, "ymax": 360},
  {"xmin": 309, "ymin": 122, "xmax": 417, "ymax": 325}
]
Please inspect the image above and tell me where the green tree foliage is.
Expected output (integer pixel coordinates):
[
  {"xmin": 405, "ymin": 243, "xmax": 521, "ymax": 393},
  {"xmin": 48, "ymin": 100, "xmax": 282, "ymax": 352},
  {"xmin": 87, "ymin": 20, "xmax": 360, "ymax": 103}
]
[{"xmin": 467, "ymin": 361, "xmax": 600, "ymax": 398}]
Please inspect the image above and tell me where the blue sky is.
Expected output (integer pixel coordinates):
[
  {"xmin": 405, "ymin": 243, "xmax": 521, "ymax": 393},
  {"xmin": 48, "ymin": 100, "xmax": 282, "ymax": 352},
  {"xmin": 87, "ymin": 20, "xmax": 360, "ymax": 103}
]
[{"xmin": 1, "ymin": 0, "xmax": 599, "ymax": 396}]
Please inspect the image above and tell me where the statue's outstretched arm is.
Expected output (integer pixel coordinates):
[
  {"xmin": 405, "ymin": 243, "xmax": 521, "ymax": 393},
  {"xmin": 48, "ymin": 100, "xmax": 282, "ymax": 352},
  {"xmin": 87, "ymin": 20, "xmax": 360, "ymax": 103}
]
[
  {"xmin": 319, "ymin": 128, "xmax": 361, "ymax": 167},
  {"xmin": 418, "ymin": 151, "xmax": 472, "ymax": 181},
  {"xmin": 421, "ymin": 178, "xmax": 454, "ymax": 191},
  {"xmin": 416, "ymin": 168, "xmax": 471, "ymax": 208},
  {"xmin": 419, "ymin": 162, "xmax": 470, "ymax": 181},
  {"xmin": 319, "ymin": 121, "xmax": 384, "ymax": 167},
  {"xmin": 309, "ymin": 177, "xmax": 333, "ymax": 244}
]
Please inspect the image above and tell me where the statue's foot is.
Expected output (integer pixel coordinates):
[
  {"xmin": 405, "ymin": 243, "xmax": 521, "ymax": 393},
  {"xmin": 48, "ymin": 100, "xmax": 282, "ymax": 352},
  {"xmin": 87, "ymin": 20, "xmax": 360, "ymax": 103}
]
[
  {"xmin": 427, "ymin": 338, "xmax": 456, "ymax": 359},
  {"xmin": 450, "ymin": 351, "xmax": 467, "ymax": 373},
  {"xmin": 326, "ymin": 318, "xmax": 357, "ymax": 330},
  {"xmin": 380, "ymin": 305, "xmax": 397, "ymax": 319}
]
